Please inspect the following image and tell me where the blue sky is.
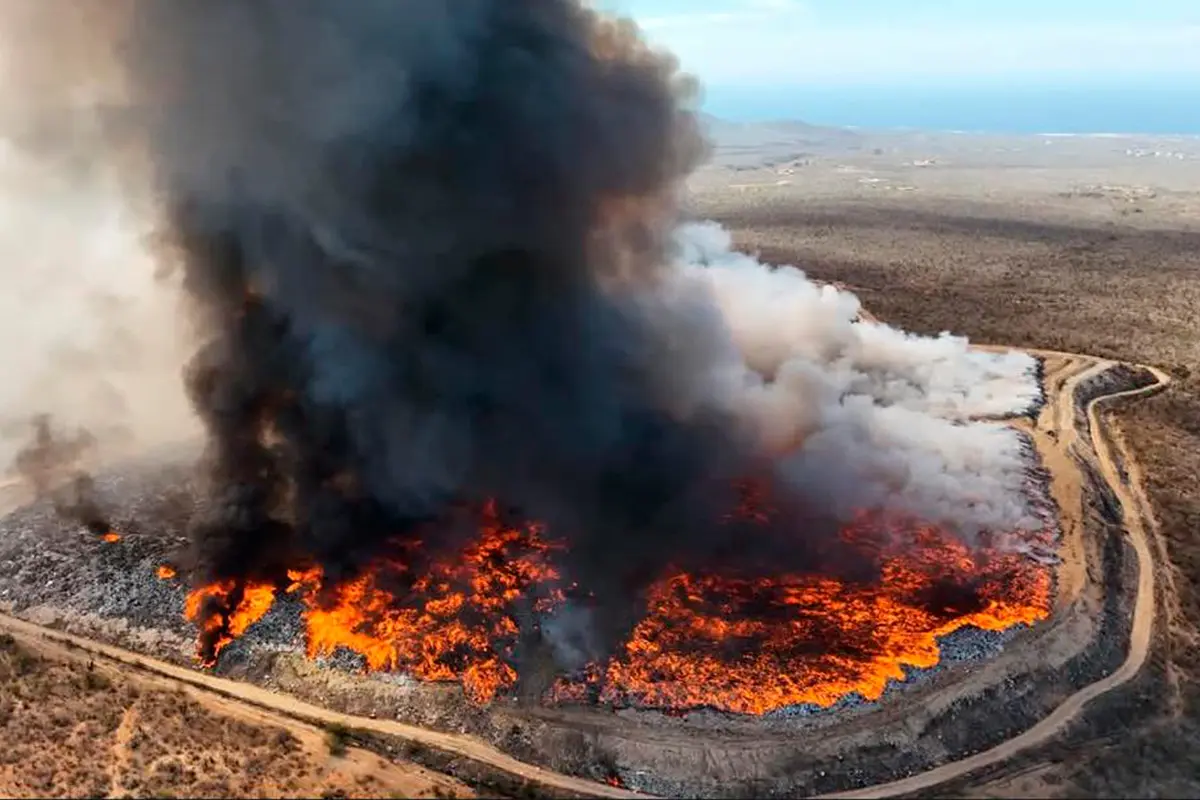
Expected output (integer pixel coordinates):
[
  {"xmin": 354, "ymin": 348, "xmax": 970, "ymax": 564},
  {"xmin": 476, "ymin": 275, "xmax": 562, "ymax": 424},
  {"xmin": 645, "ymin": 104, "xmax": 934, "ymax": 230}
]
[{"xmin": 596, "ymin": 0, "xmax": 1200, "ymax": 88}]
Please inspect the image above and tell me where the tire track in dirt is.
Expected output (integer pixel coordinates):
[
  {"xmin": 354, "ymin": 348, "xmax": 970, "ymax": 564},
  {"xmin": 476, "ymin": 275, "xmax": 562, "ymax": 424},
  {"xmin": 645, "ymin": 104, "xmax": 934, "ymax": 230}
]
[{"xmin": 0, "ymin": 352, "xmax": 1169, "ymax": 800}]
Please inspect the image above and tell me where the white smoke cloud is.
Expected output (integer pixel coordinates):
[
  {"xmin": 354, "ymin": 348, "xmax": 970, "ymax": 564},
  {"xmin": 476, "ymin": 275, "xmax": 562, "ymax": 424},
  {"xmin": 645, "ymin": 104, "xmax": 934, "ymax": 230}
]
[
  {"xmin": 0, "ymin": 133, "xmax": 196, "ymax": 470},
  {"xmin": 667, "ymin": 220, "xmax": 1042, "ymax": 535}
]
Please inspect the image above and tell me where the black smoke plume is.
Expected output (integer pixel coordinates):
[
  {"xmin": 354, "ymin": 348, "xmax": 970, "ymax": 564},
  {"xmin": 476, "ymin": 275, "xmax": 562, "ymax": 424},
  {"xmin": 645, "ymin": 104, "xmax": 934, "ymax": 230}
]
[{"xmin": 114, "ymin": 0, "xmax": 869, "ymax": 668}]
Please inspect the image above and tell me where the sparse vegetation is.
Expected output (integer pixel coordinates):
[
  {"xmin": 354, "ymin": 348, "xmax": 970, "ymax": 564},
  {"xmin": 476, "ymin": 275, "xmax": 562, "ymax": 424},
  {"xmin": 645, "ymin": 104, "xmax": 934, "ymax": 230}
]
[
  {"xmin": 324, "ymin": 722, "xmax": 351, "ymax": 757},
  {"xmin": 0, "ymin": 635, "xmax": 474, "ymax": 798},
  {"xmin": 83, "ymin": 662, "xmax": 112, "ymax": 691},
  {"xmin": 702, "ymin": 159, "xmax": 1200, "ymax": 797}
]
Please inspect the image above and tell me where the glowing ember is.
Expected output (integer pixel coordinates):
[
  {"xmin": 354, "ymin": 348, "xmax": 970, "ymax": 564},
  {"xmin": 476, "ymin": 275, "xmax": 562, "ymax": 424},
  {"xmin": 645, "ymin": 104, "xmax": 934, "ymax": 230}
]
[
  {"xmin": 157, "ymin": 565, "xmax": 177, "ymax": 580},
  {"xmin": 100, "ymin": 531, "xmax": 121, "ymax": 543},
  {"xmin": 185, "ymin": 499, "xmax": 1053, "ymax": 713}
]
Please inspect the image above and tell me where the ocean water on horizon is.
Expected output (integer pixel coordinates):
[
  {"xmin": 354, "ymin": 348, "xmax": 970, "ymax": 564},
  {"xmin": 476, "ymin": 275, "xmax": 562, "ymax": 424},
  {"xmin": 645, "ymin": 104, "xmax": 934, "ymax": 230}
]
[{"xmin": 704, "ymin": 81, "xmax": 1200, "ymax": 136}]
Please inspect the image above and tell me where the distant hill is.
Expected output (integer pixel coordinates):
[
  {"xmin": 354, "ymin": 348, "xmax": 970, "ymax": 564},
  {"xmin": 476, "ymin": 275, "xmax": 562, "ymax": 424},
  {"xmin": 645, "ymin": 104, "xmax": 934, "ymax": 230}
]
[{"xmin": 697, "ymin": 113, "xmax": 862, "ymax": 168}]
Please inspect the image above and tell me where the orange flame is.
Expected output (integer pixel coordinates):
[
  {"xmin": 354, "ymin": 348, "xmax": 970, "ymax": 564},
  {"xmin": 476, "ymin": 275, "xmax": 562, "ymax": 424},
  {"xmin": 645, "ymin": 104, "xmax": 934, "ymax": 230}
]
[
  {"xmin": 286, "ymin": 502, "xmax": 563, "ymax": 703},
  {"xmin": 157, "ymin": 565, "xmax": 177, "ymax": 580},
  {"xmin": 184, "ymin": 579, "xmax": 277, "ymax": 666},
  {"xmin": 100, "ymin": 531, "xmax": 121, "ymax": 543},
  {"xmin": 554, "ymin": 529, "xmax": 1051, "ymax": 714},
  {"xmin": 183, "ymin": 496, "xmax": 1054, "ymax": 713}
]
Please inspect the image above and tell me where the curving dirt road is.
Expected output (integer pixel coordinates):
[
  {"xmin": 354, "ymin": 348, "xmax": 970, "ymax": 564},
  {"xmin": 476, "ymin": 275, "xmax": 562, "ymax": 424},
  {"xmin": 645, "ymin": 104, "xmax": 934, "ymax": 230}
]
[
  {"xmin": 0, "ymin": 351, "xmax": 1170, "ymax": 800},
  {"xmin": 823, "ymin": 354, "xmax": 1169, "ymax": 799}
]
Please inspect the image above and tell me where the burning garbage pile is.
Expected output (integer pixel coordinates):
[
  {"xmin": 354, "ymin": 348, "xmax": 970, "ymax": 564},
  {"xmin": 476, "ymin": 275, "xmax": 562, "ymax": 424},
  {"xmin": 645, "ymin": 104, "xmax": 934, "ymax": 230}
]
[
  {"xmin": 4, "ymin": 1, "xmax": 1055, "ymax": 716},
  {"xmin": 184, "ymin": 494, "xmax": 1054, "ymax": 716}
]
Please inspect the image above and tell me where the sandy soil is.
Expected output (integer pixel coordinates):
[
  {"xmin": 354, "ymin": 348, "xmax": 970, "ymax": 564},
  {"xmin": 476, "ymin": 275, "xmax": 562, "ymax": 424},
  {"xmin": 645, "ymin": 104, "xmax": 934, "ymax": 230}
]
[
  {"xmin": 0, "ymin": 627, "xmax": 473, "ymax": 799},
  {"xmin": 0, "ymin": 610, "xmax": 640, "ymax": 800}
]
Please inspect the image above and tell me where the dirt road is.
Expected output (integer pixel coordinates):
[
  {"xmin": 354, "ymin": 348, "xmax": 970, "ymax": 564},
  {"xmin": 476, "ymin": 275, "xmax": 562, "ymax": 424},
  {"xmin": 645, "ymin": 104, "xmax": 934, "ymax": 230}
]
[
  {"xmin": 0, "ymin": 351, "xmax": 1168, "ymax": 800},
  {"xmin": 0, "ymin": 610, "xmax": 646, "ymax": 799},
  {"xmin": 822, "ymin": 353, "xmax": 1169, "ymax": 799}
]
